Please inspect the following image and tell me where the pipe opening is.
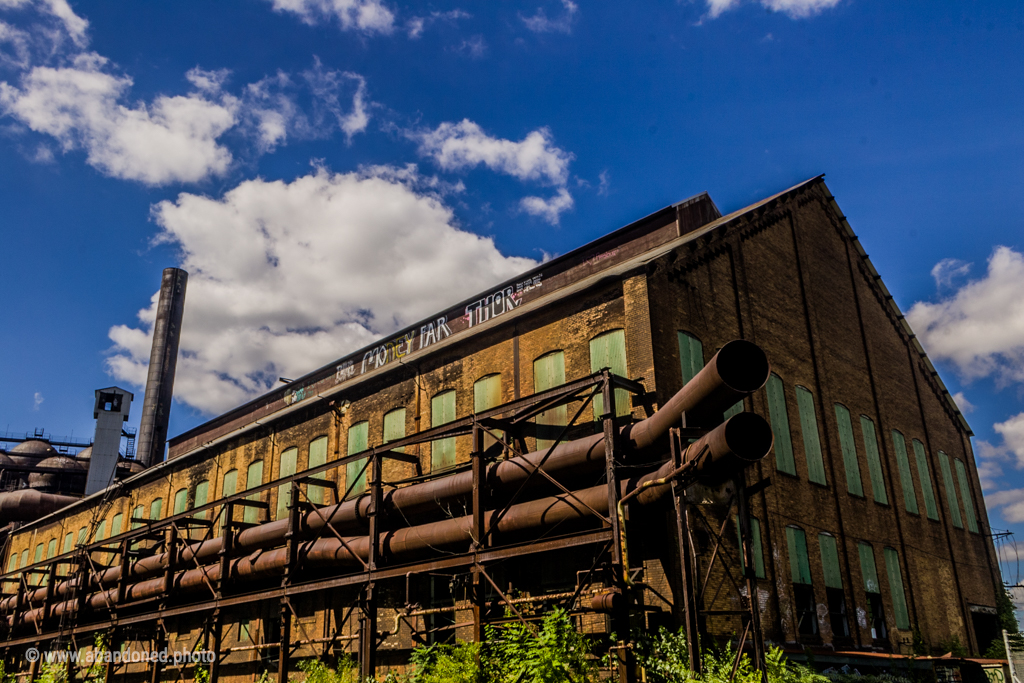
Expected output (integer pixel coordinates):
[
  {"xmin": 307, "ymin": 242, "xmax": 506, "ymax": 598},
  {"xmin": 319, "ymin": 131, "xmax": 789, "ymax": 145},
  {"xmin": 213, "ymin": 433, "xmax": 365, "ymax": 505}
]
[
  {"xmin": 722, "ymin": 412, "xmax": 774, "ymax": 462},
  {"xmin": 715, "ymin": 340, "xmax": 770, "ymax": 393}
]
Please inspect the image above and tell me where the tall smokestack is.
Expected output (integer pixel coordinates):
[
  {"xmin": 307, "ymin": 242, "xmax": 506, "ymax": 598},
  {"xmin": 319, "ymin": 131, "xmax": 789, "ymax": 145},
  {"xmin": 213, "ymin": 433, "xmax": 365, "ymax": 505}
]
[{"xmin": 136, "ymin": 268, "xmax": 188, "ymax": 468}]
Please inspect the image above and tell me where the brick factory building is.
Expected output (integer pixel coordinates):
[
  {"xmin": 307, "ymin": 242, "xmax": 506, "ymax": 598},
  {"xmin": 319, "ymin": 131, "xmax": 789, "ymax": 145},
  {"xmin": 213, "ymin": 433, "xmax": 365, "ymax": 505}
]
[{"xmin": 0, "ymin": 176, "xmax": 1002, "ymax": 682}]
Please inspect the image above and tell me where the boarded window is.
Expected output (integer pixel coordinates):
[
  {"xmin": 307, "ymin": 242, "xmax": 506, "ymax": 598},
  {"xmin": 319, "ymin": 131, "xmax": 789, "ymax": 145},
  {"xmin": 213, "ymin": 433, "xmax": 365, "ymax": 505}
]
[
  {"xmin": 766, "ymin": 374, "xmax": 796, "ymax": 475},
  {"xmin": 953, "ymin": 458, "xmax": 980, "ymax": 533},
  {"xmin": 77, "ymin": 526, "xmax": 88, "ymax": 545},
  {"xmin": 883, "ymin": 547, "xmax": 911, "ymax": 630},
  {"xmin": 347, "ymin": 422, "xmax": 370, "ymax": 497},
  {"xmin": 222, "ymin": 469, "xmax": 238, "ymax": 498},
  {"xmin": 20, "ymin": 550, "xmax": 28, "ymax": 570},
  {"xmin": 818, "ymin": 533, "xmax": 843, "ymax": 590},
  {"xmin": 860, "ymin": 416, "xmax": 888, "ymax": 504},
  {"xmin": 7, "ymin": 554, "xmax": 15, "ymax": 572},
  {"xmin": 912, "ymin": 440, "xmax": 939, "ymax": 520},
  {"xmin": 678, "ymin": 332, "xmax": 704, "ymax": 385},
  {"xmin": 131, "ymin": 504, "xmax": 144, "ymax": 529},
  {"xmin": 307, "ymin": 436, "xmax": 328, "ymax": 505},
  {"xmin": 591, "ymin": 329, "xmax": 630, "ymax": 419},
  {"xmin": 734, "ymin": 516, "xmax": 766, "ymax": 579},
  {"xmin": 34, "ymin": 543, "xmax": 43, "ymax": 564},
  {"xmin": 785, "ymin": 526, "xmax": 812, "ymax": 585},
  {"xmin": 276, "ymin": 447, "xmax": 298, "ymax": 521},
  {"xmin": 63, "ymin": 532, "xmax": 74, "ymax": 554},
  {"xmin": 383, "ymin": 409, "xmax": 406, "ymax": 453},
  {"xmin": 474, "ymin": 374, "xmax": 503, "ymax": 448},
  {"xmin": 796, "ymin": 387, "xmax": 827, "ymax": 485},
  {"xmin": 834, "ymin": 404, "xmax": 864, "ymax": 496},
  {"xmin": 431, "ymin": 391, "xmax": 457, "ymax": 470},
  {"xmin": 193, "ymin": 481, "xmax": 209, "ymax": 514},
  {"xmin": 95, "ymin": 520, "xmax": 107, "ymax": 542},
  {"xmin": 858, "ymin": 543, "xmax": 880, "ymax": 593},
  {"xmin": 243, "ymin": 461, "xmax": 264, "ymax": 524},
  {"xmin": 110, "ymin": 513, "xmax": 122, "ymax": 537},
  {"xmin": 173, "ymin": 488, "xmax": 188, "ymax": 515},
  {"xmin": 46, "ymin": 538, "xmax": 57, "ymax": 559},
  {"xmin": 892, "ymin": 431, "xmax": 918, "ymax": 514},
  {"xmin": 534, "ymin": 351, "xmax": 567, "ymax": 451},
  {"xmin": 149, "ymin": 498, "xmax": 163, "ymax": 522},
  {"xmin": 937, "ymin": 451, "xmax": 963, "ymax": 529}
]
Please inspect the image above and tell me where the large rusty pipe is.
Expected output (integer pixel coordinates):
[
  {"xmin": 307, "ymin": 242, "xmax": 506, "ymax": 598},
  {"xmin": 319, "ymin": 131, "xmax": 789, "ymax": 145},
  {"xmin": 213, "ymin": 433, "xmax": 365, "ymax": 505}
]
[
  {"xmin": 7, "ymin": 341, "xmax": 770, "ymax": 613},
  {"xmin": 0, "ymin": 490, "xmax": 80, "ymax": 524},
  {"xmin": 15, "ymin": 413, "xmax": 774, "ymax": 627}
]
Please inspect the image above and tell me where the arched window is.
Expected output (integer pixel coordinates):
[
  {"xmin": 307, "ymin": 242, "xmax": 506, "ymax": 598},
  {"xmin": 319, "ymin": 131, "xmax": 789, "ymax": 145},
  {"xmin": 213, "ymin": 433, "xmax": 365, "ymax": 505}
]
[
  {"xmin": 431, "ymin": 392, "xmax": 456, "ymax": 471},
  {"xmin": 173, "ymin": 488, "xmax": 188, "ymax": 515},
  {"xmin": 243, "ymin": 460, "xmax": 264, "ymax": 524},
  {"xmin": 937, "ymin": 450, "xmax": 963, "ymax": 529},
  {"xmin": 883, "ymin": 547, "xmax": 911, "ymax": 630},
  {"xmin": 795, "ymin": 387, "xmax": 826, "ymax": 485},
  {"xmin": 276, "ymin": 447, "xmax": 298, "ymax": 521},
  {"xmin": 891, "ymin": 430, "xmax": 918, "ymax": 514},
  {"xmin": 859, "ymin": 416, "xmax": 887, "ymax": 504},
  {"xmin": 785, "ymin": 526, "xmax": 817, "ymax": 637},
  {"xmin": 591, "ymin": 329, "xmax": 629, "ymax": 419},
  {"xmin": 834, "ymin": 404, "xmax": 863, "ymax": 496},
  {"xmin": 534, "ymin": 351, "xmax": 566, "ymax": 451},
  {"xmin": 307, "ymin": 436, "xmax": 329, "ymax": 505},
  {"xmin": 677, "ymin": 331, "xmax": 704, "ymax": 385},
  {"xmin": 858, "ymin": 543, "xmax": 887, "ymax": 641},
  {"xmin": 110, "ymin": 512, "xmax": 123, "ymax": 537},
  {"xmin": 953, "ymin": 457, "xmax": 979, "ymax": 533},
  {"xmin": 383, "ymin": 409, "xmax": 406, "ymax": 452},
  {"xmin": 474, "ymin": 374, "xmax": 502, "ymax": 448},
  {"xmin": 131, "ymin": 505, "xmax": 144, "ymax": 529},
  {"xmin": 911, "ymin": 440, "xmax": 938, "ymax": 520},
  {"xmin": 149, "ymin": 498, "xmax": 163, "ymax": 521},
  {"xmin": 765, "ymin": 374, "xmax": 796, "ymax": 475},
  {"xmin": 818, "ymin": 533, "xmax": 849, "ymax": 639},
  {"xmin": 347, "ymin": 422, "xmax": 369, "ymax": 497}
]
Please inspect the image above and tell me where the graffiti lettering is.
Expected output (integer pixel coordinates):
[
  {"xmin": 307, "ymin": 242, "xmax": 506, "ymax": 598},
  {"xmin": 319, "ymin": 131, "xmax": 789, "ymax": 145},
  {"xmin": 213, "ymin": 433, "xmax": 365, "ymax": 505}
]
[
  {"xmin": 419, "ymin": 316, "xmax": 452, "ymax": 350},
  {"xmin": 335, "ymin": 361, "xmax": 355, "ymax": 383},
  {"xmin": 466, "ymin": 276, "xmax": 542, "ymax": 328},
  {"xmin": 362, "ymin": 331, "xmax": 417, "ymax": 373},
  {"xmin": 284, "ymin": 386, "xmax": 307, "ymax": 406}
]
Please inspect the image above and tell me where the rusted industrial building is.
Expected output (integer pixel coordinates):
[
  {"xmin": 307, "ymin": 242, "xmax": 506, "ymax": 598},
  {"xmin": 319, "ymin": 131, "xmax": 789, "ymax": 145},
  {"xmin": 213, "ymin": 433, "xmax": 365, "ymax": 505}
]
[{"xmin": 0, "ymin": 176, "xmax": 1001, "ymax": 682}]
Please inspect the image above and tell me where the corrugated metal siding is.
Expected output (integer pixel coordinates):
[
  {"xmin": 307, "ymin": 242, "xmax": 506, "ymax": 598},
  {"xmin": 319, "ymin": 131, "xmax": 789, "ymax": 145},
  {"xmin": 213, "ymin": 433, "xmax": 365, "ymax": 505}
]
[
  {"xmin": 913, "ymin": 439, "xmax": 939, "ymax": 520},
  {"xmin": 766, "ymin": 374, "xmax": 796, "ymax": 475},
  {"xmin": 860, "ymin": 416, "xmax": 888, "ymax": 504},
  {"xmin": 383, "ymin": 408, "xmax": 406, "ymax": 453},
  {"xmin": 534, "ymin": 351, "xmax": 566, "ymax": 451},
  {"xmin": 591, "ymin": 329, "xmax": 629, "ymax": 418},
  {"xmin": 677, "ymin": 332, "xmax": 704, "ymax": 386},
  {"xmin": 953, "ymin": 458, "xmax": 980, "ymax": 533},
  {"xmin": 834, "ymin": 404, "xmax": 864, "ymax": 496},
  {"xmin": 276, "ymin": 447, "xmax": 298, "ymax": 520},
  {"xmin": 431, "ymin": 391, "xmax": 457, "ymax": 470},
  {"xmin": 892, "ymin": 430, "xmax": 918, "ymax": 514},
  {"xmin": 858, "ymin": 543, "xmax": 879, "ymax": 593},
  {"xmin": 308, "ymin": 436, "xmax": 328, "ymax": 505},
  {"xmin": 884, "ymin": 547, "xmax": 911, "ymax": 629},
  {"xmin": 937, "ymin": 451, "xmax": 963, "ymax": 529},
  {"xmin": 348, "ymin": 421, "xmax": 370, "ymax": 496},
  {"xmin": 796, "ymin": 387, "xmax": 827, "ymax": 485},
  {"xmin": 786, "ymin": 526, "xmax": 812, "ymax": 585},
  {"xmin": 819, "ymin": 533, "xmax": 843, "ymax": 589}
]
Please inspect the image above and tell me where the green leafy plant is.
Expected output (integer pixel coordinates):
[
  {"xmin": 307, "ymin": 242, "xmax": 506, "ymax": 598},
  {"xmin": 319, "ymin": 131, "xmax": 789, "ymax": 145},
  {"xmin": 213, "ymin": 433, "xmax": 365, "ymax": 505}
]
[{"xmin": 295, "ymin": 656, "xmax": 361, "ymax": 683}]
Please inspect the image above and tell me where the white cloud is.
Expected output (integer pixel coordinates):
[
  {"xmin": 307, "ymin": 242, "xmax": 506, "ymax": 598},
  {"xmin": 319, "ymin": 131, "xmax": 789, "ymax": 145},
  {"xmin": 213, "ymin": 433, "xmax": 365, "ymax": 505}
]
[
  {"xmin": 411, "ymin": 119, "xmax": 573, "ymax": 186},
  {"xmin": 0, "ymin": 0, "xmax": 87, "ymax": 45},
  {"xmin": 405, "ymin": 9, "xmax": 469, "ymax": 39},
  {"xmin": 0, "ymin": 53, "xmax": 238, "ymax": 185},
  {"xmin": 106, "ymin": 165, "xmax": 537, "ymax": 415},
  {"xmin": 907, "ymin": 247, "xmax": 1024, "ymax": 387},
  {"xmin": 520, "ymin": 188, "xmax": 574, "ymax": 225},
  {"xmin": 976, "ymin": 439, "xmax": 1010, "ymax": 490},
  {"xmin": 986, "ymin": 487, "xmax": 1024, "ymax": 523},
  {"xmin": 952, "ymin": 391, "xmax": 974, "ymax": 414},
  {"xmin": 996, "ymin": 413, "xmax": 1024, "ymax": 465},
  {"xmin": 265, "ymin": 0, "xmax": 395, "ymax": 34},
  {"xmin": 32, "ymin": 391, "xmax": 43, "ymax": 410},
  {"xmin": 0, "ymin": 20, "xmax": 31, "ymax": 69},
  {"xmin": 932, "ymin": 258, "xmax": 972, "ymax": 290},
  {"xmin": 705, "ymin": 0, "xmax": 840, "ymax": 19},
  {"xmin": 597, "ymin": 170, "xmax": 610, "ymax": 196},
  {"xmin": 521, "ymin": 0, "xmax": 578, "ymax": 34},
  {"xmin": 453, "ymin": 34, "xmax": 486, "ymax": 58}
]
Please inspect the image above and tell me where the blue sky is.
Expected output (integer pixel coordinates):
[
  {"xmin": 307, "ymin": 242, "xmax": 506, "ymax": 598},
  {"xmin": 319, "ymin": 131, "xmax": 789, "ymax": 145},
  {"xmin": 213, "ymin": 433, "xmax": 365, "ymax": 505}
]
[{"xmin": 1, "ymin": 0, "xmax": 1023, "ymax": 582}]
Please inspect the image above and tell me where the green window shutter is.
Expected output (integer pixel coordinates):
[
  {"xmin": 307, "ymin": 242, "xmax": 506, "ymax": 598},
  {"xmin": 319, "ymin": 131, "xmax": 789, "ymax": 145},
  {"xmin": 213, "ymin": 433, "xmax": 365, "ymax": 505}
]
[
  {"xmin": 110, "ymin": 513, "xmax": 122, "ymax": 537},
  {"xmin": 243, "ymin": 461, "xmax": 263, "ymax": 524},
  {"xmin": 766, "ymin": 374, "xmax": 796, "ymax": 475},
  {"xmin": 7, "ymin": 554, "xmax": 16, "ymax": 572},
  {"xmin": 678, "ymin": 332, "xmax": 704, "ymax": 385},
  {"xmin": 796, "ymin": 387, "xmax": 827, "ymax": 485},
  {"xmin": 149, "ymin": 499, "xmax": 162, "ymax": 522},
  {"xmin": 858, "ymin": 543, "xmax": 879, "ymax": 593},
  {"xmin": 431, "ymin": 391, "xmax": 457, "ymax": 470},
  {"xmin": 131, "ymin": 504, "xmax": 144, "ymax": 529},
  {"xmin": 383, "ymin": 409, "xmax": 406, "ymax": 453},
  {"xmin": 892, "ymin": 431, "xmax": 919, "ymax": 514},
  {"xmin": 95, "ymin": 520, "xmax": 106, "ymax": 542},
  {"xmin": 937, "ymin": 451, "xmax": 963, "ymax": 529},
  {"xmin": 34, "ymin": 543, "xmax": 43, "ymax": 564},
  {"xmin": 913, "ymin": 440, "xmax": 939, "ymax": 520},
  {"xmin": 276, "ymin": 447, "xmax": 298, "ymax": 521},
  {"xmin": 222, "ymin": 469, "xmax": 238, "ymax": 497},
  {"xmin": 953, "ymin": 458, "xmax": 979, "ymax": 533},
  {"xmin": 194, "ymin": 481, "xmax": 208, "ymax": 509},
  {"xmin": 734, "ymin": 516, "xmax": 766, "ymax": 579},
  {"xmin": 534, "ymin": 352, "xmax": 567, "ymax": 451},
  {"xmin": 860, "ymin": 416, "xmax": 888, "ymax": 504},
  {"xmin": 883, "ymin": 547, "xmax": 911, "ymax": 629},
  {"xmin": 62, "ymin": 532, "xmax": 74, "ymax": 554},
  {"xmin": 724, "ymin": 401, "xmax": 744, "ymax": 420},
  {"xmin": 307, "ymin": 436, "xmax": 328, "ymax": 505},
  {"xmin": 785, "ymin": 526, "xmax": 812, "ymax": 585},
  {"xmin": 474, "ymin": 375, "xmax": 503, "ymax": 449},
  {"xmin": 46, "ymin": 538, "xmax": 57, "ymax": 559},
  {"xmin": 173, "ymin": 488, "xmax": 188, "ymax": 515},
  {"xmin": 20, "ymin": 550, "xmax": 28, "ymax": 570},
  {"xmin": 818, "ymin": 534, "xmax": 843, "ymax": 590},
  {"xmin": 347, "ymin": 422, "xmax": 369, "ymax": 497},
  {"xmin": 77, "ymin": 526, "xmax": 88, "ymax": 545},
  {"xmin": 591, "ymin": 329, "xmax": 630, "ymax": 419},
  {"xmin": 835, "ymin": 405, "xmax": 863, "ymax": 496}
]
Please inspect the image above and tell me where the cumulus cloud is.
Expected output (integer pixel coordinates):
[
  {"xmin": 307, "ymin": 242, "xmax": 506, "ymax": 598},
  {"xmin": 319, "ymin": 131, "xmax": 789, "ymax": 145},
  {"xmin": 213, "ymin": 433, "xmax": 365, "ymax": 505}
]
[
  {"xmin": 951, "ymin": 391, "xmax": 974, "ymax": 414},
  {"xmin": 996, "ymin": 413, "xmax": 1024, "ymax": 465},
  {"xmin": 520, "ymin": 188, "xmax": 574, "ymax": 225},
  {"xmin": 986, "ymin": 487, "xmax": 1024, "ymax": 523},
  {"xmin": 705, "ymin": 0, "xmax": 840, "ymax": 19},
  {"xmin": 520, "ymin": 0, "xmax": 578, "ymax": 34},
  {"xmin": 0, "ymin": 0, "xmax": 87, "ymax": 45},
  {"xmin": 107, "ymin": 165, "xmax": 536, "ymax": 415},
  {"xmin": 265, "ymin": 0, "xmax": 395, "ymax": 34},
  {"xmin": 32, "ymin": 391, "xmax": 43, "ymax": 410},
  {"xmin": 411, "ymin": 119, "xmax": 573, "ymax": 186},
  {"xmin": 907, "ymin": 247, "xmax": 1024, "ymax": 387},
  {"xmin": 0, "ymin": 53, "xmax": 238, "ymax": 185},
  {"xmin": 931, "ymin": 258, "xmax": 972, "ymax": 290}
]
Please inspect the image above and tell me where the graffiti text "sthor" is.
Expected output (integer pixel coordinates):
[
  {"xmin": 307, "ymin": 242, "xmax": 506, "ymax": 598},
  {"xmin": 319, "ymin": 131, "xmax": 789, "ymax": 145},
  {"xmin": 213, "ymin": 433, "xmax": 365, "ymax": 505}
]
[{"xmin": 465, "ymin": 276, "xmax": 542, "ymax": 328}]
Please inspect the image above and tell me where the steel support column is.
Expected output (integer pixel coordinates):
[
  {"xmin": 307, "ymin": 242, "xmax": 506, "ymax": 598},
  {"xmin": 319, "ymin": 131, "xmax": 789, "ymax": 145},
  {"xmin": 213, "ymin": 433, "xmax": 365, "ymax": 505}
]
[
  {"xmin": 359, "ymin": 453, "xmax": 382, "ymax": 680},
  {"xmin": 734, "ymin": 475, "xmax": 766, "ymax": 682},
  {"xmin": 670, "ymin": 424, "xmax": 702, "ymax": 674}
]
